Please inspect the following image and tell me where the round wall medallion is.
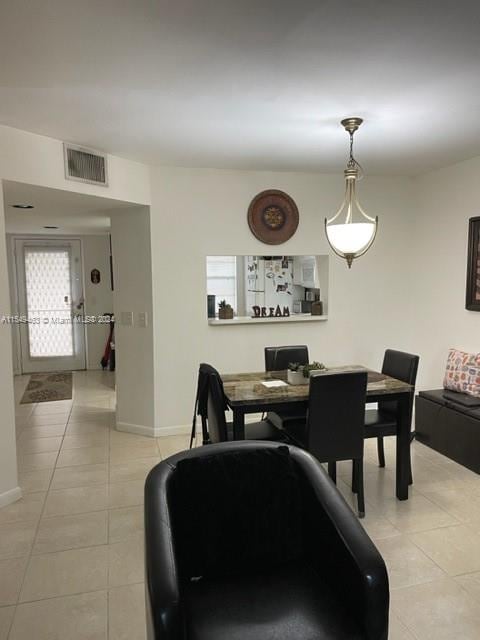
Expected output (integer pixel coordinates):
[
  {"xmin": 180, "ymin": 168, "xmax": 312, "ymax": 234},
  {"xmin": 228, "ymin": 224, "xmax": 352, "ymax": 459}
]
[{"xmin": 247, "ymin": 189, "xmax": 299, "ymax": 245}]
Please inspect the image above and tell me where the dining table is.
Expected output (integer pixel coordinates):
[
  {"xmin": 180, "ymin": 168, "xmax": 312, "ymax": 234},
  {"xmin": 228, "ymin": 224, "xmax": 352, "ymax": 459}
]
[{"xmin": 221, "ymin": 366, "xmax": 413, "ymax": 501}]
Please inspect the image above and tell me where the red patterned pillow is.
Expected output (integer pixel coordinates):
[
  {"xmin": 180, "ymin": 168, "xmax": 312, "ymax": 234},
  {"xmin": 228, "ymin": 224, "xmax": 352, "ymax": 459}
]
[{"xmin": 443, "ymin": 349, "xmax": 480, "ymax": 397}]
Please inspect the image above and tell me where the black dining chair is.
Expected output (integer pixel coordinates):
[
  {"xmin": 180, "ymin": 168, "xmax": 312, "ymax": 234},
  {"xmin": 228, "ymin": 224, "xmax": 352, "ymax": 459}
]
[
  {"xmin": 204, "ymin": 363, "xmax": 286, "ymax": 443},
  {"xmin": 145, "ymin": 441, "xmax": 390, "ymax": 640},
  {"xmin": 264, "ymin": 345, "xmax": 309, "ymax": 429},
  {"xmin": 264, "ymin": 345, "xmax": 309, "ymax": 371},
  {"xmin": 189, "ymin": 363, "xmax": 217, "ymax": 448},
  {"xmin": 365, "ymin": 350, "xmax": 419, "ymax": 478},
  {"xmin": 284, "ymin": 370, "xmax": 368, "ymax": 517}
]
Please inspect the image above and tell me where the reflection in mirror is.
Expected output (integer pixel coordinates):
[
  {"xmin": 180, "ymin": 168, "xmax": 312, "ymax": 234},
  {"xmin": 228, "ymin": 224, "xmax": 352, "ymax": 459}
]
[{"xmin": 206, "ymin": 255, "xmax": 328, "ymax": 322}]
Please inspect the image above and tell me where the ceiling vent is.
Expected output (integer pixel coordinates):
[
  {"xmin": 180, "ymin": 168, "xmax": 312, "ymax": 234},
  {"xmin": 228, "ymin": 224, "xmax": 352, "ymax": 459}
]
[{"xmin": 63, "ymin": 143, "xmax": 108, "ymax": 187}]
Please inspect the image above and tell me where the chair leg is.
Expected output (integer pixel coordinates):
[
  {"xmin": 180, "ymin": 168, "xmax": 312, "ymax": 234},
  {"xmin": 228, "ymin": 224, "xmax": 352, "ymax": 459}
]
[
  {"xmin": 328, "ymin": 461, "xmax": 337, "ymax": 484},
  {"xmin": 355, "ymin": 459, "xmax": 365, "ymax": 518},
  {"xmin": 201, "ymin": 416, "xmax": 210, "ymax": 446},
  {"xmin": 377, "ymin": 437, "xmax": 386, "ymax": 468},
  {"xmin": 408, "ymin": 449, "xmax": 413, "ymax": 485},
  {"xmin": 189, "ymin": 416, "xmax": 197, "ymax": 449},
  {"xmin": 351, "ymin": 460, "xmax": 358, "ymax": 494}
]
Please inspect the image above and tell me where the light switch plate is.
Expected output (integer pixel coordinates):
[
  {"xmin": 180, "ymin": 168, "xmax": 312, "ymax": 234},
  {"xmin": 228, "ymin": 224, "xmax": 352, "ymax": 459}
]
[
  {"xmin": 137, "ymin": 312, "xmax": 148, "ymax": 328},
  {"xmin": 120, "ymin": 311, "xmax": 134, "ymax": 326}
]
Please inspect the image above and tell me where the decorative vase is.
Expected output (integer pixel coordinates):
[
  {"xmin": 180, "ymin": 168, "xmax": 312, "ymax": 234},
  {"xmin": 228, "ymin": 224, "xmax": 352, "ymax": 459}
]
[
  {"xmin": 287, "ymin": 369, "xmax": 306, "ymax": 385},
  {"xmin": 311, "ymin": 301, "xmax": 323, "ymax": 316},
  {"xmin": 218, "ymin": 307, "xmax": 234, "ymax": 320}
]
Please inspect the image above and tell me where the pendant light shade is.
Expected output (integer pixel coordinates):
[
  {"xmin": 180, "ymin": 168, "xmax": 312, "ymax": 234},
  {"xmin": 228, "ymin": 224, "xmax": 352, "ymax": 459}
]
[
  {"xmin": 325, "ymin": 118, "xmax": 378, "ymax": 268},
  {"xmin": 326, "ymin": 222, "xmax": 376, "ymax": 255}
]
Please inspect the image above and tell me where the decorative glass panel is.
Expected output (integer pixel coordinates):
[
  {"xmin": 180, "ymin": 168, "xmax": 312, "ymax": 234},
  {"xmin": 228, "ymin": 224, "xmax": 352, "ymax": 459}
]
[{"xmin": 24, "ymin": 249, "xmax": 74, "ymax": 357}]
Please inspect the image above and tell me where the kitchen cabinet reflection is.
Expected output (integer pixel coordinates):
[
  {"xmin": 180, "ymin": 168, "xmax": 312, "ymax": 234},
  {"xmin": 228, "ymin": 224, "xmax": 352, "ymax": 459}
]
[{"xmin": 206, "ymin": 255, "xmax": 328, "ymax": 324}]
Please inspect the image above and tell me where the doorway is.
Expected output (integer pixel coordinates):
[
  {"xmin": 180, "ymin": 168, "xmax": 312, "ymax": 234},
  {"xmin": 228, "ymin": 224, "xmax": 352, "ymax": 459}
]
[
  {"xmin": 4, "ymin": 180, "xmax": 156, "ymax": 437},
  {"xmin": 14, "ymin": 237, "xmax": 86, "ymax": 373}
]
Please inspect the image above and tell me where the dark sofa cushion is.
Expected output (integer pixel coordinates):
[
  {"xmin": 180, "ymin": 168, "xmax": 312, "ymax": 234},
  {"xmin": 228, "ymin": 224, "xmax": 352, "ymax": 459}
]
[{"xmin": 169, "ymin": 446, "xmax": 303, "ymax": 579}]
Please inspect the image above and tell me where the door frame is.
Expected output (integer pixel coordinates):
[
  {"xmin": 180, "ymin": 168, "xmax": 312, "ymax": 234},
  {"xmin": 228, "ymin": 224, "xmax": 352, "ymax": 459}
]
[{"xmin": 9, "ymin": 234, "xmax": 87, "ymax": 374}]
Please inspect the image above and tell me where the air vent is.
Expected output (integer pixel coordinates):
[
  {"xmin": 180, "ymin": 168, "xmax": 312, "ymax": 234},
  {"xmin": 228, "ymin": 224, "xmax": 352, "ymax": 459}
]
[{"xmin": 63, "ymin": 143, "xmax": 108, "ymax": 186}]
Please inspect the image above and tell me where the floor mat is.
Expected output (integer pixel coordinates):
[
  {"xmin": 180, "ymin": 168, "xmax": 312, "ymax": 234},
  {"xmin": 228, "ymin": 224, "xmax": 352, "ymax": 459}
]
[{"xmin": 20, "ymin": 371, "xmax": 73, "ymax": 404}]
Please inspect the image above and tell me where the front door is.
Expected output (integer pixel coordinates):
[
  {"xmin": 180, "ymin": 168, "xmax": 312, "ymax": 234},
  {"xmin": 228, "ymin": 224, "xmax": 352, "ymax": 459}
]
[{"xmin": 15, "ymin": 238, "xmax": 86, "ymax": 373}]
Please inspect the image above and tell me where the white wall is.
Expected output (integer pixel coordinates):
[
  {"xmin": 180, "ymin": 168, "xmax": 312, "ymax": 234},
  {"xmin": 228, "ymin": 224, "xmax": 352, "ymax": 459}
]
[
  {"xmin": 410, "ymin": 156, "xmax": 480, "ymax": 390},
  {"xmin": 150, "ymin": 166, "xmax": 416, "ymax": 430},
  {"xmin": 110, "ymin": 207, "xmax": 155, "ymax": 435},
  {"xmin": 83, "ymin": 234, "xmax": 114, "ymax": 369},
  {"xmin": 0, "ymin": 183, "xmax": 21, "ymax": 506},
  {"xmin": 0, "ymin": 125, "xmax": 150, "ymax": 206}
]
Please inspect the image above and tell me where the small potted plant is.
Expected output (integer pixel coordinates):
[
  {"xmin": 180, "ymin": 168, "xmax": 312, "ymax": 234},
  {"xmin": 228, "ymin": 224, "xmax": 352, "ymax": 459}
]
[
  {"xmin": 218, "ymin": 299, "xmax": 234, "ymax": 320},
  {"xmin": 287, "ymin": 362, "xmax": 307, "ymax": 386},
  {"xmin": 303, "ymin": 361, "xmax": 327, "ymax": 378}
]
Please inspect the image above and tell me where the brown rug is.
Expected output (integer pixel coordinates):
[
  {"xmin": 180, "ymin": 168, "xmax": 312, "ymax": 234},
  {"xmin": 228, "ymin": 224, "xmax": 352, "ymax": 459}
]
[{"xmin": 20, "ymin": 372, "xmax": 73, "ymax": 404}]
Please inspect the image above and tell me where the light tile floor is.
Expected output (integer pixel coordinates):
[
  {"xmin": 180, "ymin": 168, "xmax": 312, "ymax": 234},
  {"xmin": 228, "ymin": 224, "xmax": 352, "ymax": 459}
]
[{"xmin": 2, "ymin": 371, "xmax": 480, "ymax": 638}]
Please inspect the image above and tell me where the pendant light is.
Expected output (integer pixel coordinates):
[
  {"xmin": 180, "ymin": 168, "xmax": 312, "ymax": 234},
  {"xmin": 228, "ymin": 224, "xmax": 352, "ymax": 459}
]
[{"xmin": 325, "ymin": 117, "xmax": 378, "ymax": 268}]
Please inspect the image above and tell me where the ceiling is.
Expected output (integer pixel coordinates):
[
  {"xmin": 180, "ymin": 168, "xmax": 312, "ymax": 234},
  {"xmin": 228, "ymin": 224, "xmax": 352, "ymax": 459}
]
[
  {"xmin": 3, "ymin": 181, "xmax": 130, "ymax": 234},
  {"xmin": 0, "ymin": 0, "xmax": 479, "ymax": 175}
]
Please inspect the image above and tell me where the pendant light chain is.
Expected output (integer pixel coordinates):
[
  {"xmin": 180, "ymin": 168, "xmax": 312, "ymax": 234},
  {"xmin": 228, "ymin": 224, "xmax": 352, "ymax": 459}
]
[{"xmin": 348, "ymin": 131, "xmax": 355, "ymax": 168}]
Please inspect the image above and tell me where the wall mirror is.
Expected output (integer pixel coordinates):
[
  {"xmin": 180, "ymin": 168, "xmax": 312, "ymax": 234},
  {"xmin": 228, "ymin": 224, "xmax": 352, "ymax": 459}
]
[{"xmin": 206, "ymin": 255, "xmax": 329, "ymax": 325}]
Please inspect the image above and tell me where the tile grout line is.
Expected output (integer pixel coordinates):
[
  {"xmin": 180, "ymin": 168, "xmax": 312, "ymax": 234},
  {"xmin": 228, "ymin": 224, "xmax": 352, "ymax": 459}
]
[{"xmin": 12, "ymin": 586, "xmax": 115, "ymax": 607}]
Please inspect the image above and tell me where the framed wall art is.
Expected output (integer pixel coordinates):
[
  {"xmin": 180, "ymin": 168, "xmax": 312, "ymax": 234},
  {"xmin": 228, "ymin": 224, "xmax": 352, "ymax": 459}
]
[
  {"xmin": 247, "ymin": 189, "xmax": 299, "ymax": 245},
  {"xmin": 466, "ymin": 216, "xmax": 480, "ymax": 311}
]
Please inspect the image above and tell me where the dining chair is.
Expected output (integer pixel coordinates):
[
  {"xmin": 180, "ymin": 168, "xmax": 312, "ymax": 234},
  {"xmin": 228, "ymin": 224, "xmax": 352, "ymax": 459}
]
[
  {"xmin": 189, "ymin": 363, "xmax": 212, "ymax": 448},
  {"xmin": 264, "ymin": 345, "xmax": 309, "ymax": 429},
  {"xmin": 206, "ymin": 364, "xmax": 286, "ymax": 443},
  {"xmin": 284, "ymin": 370, "xmax": 368, "ymax": 517},
  {"xmin": 365, "ymin": 350, "xmax": 419, "ymax": 478},
  {"xmin": 264, "ymin": 345, "xmax": 309, "ymax": 371},
  {"xmin": 145, "ymin": 441, "xmax": 390, "ymax": 640}
]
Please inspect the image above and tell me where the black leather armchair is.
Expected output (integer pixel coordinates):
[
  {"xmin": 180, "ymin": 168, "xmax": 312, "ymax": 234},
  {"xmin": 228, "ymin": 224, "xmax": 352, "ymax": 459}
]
[{"xmin": 145, "ymin": 441, "xmax": 389, "ymax": 640}]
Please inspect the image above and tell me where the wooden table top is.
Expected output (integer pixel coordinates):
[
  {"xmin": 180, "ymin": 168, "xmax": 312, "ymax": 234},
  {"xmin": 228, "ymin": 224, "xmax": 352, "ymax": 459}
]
[{"xmin": 221, "ymin": 366, "xmax": 412, "ymax": 407}]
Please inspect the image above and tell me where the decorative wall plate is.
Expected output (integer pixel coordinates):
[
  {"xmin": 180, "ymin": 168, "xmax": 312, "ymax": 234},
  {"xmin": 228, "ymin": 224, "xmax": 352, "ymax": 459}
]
[{"xmin": 247, "ymin": 189, "xmax": 299, "ymax": 245}]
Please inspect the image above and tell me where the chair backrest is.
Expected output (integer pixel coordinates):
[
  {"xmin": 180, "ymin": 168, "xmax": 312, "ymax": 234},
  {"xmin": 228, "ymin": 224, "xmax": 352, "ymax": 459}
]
[
  {"xmin": 196, "ymin": 363, "xmax": 218, "ymax": 419},
  {"xmin": 380, "ymin": 349, "xmax": 419, "ymax": 414},
  {"xmin": 265, "ymin": 345, "xmax": 309, "ymax": 371},
  {"xmin": 165, "ymin": 444, "xmax": 305, "ymax": 580},
  {"xmin": 306, "ymin": 370, "xmax": 368, "ymax": 462},
  {"xmin": 206, "ymin": 369, "xmax": 229, "ymax": 443}
]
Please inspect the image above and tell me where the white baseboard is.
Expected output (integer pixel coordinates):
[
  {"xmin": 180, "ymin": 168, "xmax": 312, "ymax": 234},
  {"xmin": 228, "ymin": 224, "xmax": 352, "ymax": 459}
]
[
  {"xmin": 154, "ymin": 424, "xmax": 192, "ymax": 437},
  {"xmin": 115, "ymin": 421, "xmax": 195, "ymax": 438},
  {"xmin": 115, "ymin": 421, "xmax": 157, "ymax": 438},
  {"xmin": 153, "ymin": 414, "xmax": 263, "ymax": 438},
  {"xmin": 116, "ymin": 414, "xmax": 265, "ymax": 439},
  {"xmin": 0, "ymin": 486, "xmax": 22, "ymax": 509}
]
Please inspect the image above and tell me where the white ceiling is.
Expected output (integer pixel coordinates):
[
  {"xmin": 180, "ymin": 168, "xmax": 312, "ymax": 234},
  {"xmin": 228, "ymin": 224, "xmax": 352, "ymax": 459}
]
[
  {"xmin": 0, "ymin": 0, "xmax": 479, "ymax": 175},
  {"xmin": 3, "ymin": 181, "xmax": 129, "ymax": 235}
]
